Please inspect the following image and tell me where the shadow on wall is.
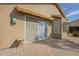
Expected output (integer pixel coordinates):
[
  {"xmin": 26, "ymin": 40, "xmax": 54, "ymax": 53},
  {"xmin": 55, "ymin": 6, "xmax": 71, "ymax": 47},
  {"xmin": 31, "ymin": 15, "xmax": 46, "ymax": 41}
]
[
  {"xmin": 9, "ymin": 39, "xmax": 25, "ymax": 48},
  {"xmin": 9, "ymin": 7, "xmax": 25, "ymax": 48},
  {"xmin": 10, "ymin": 7, "xmax": 17, "ymax": 26},
  {"xmin": 9, "ymin": 39, "xmax": 19, "ymax": 48},
  {"xmin": 10, "ymin": 7, "xmax": 25, "ymax": 26}
]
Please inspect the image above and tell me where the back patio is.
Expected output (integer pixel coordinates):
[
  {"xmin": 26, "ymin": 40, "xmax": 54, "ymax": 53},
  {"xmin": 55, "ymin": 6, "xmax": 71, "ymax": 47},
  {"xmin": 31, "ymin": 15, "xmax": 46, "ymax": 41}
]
[{"xmin": 0, "ymin": 37, "xmax": 79, "ymax": 56}]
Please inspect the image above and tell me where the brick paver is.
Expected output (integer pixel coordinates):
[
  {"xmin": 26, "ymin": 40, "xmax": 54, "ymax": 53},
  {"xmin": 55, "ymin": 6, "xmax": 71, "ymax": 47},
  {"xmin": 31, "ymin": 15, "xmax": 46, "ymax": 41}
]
[{"xmin": 0, "ymin": 38, "xmax": 79, "ymax": 56}]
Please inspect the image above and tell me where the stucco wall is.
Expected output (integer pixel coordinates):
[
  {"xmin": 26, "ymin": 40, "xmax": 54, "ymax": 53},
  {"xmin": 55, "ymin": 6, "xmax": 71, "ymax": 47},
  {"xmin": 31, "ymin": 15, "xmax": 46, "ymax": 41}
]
[
  {"xmin": 18, "ymin": 4, "xmax": 61, "ymax": 18},
  {"xmin": 0, "ymin": 4, "xmax": 62, "ymax": 49},
  {"xmin": 61, "ymin": 17, "xmax": 68, "ymax": 39},
  {"xmin": 47, "ymin": 21, "xmax": 53, "ymax": 38},
  {"xmin": 0, "ymin": 5, "xmax": 25, "ymax": 49}
]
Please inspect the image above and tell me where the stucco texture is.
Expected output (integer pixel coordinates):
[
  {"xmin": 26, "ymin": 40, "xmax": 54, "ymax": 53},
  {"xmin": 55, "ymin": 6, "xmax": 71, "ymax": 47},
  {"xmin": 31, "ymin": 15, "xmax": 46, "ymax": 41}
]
[
  {"xmin": 0, "ymin": 5, "xmax": 25, "ymax": 49},
  {"xmin": 0, "ymin": 4, "xmax": 67, "ymax": 49},
  {"xmin": 61, "ymin": 17, "xmax": 68, "ymax": 39}
]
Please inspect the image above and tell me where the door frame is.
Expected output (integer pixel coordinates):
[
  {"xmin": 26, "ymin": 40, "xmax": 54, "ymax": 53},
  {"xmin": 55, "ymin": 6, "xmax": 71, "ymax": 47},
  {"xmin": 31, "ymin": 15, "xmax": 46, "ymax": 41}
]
[
  {"xmin": 52, "ymin": 18, "xmax": 62, "ymax": 39},
  {"xmin": 24, "ymin": 16, "xmax": 27, "ymax": 44},
  {"xmin": 24, "ymin": 16, "xmax": 47, "ymax": 43},
  {"xmin": 24, "ymin": 16, "xmax": 39, "ymax": 43}
]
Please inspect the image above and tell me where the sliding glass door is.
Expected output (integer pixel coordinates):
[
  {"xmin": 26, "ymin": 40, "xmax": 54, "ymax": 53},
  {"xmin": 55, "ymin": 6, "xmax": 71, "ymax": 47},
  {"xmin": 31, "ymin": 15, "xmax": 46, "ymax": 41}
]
[{"xmin": 38, "ymin": 20, "xmax": 47, "ymax": 40}]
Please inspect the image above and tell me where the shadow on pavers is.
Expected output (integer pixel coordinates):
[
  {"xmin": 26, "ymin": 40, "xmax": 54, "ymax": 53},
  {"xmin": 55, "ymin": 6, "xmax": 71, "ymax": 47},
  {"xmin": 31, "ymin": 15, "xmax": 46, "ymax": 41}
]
[
  {"xmin": 33, "ymin": 38, "xmax": 79, "ymax": 52},
  {"xmin": 9, "ymin": 40, "xmax": 19, "ymax": 48}
]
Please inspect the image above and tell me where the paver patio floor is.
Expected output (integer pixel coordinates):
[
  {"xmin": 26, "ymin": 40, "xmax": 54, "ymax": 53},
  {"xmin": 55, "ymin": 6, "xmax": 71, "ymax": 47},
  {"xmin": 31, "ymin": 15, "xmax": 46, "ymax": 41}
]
[{"xmin": 0, "ymin": 38, "xmax": 79, "ymax": 56}]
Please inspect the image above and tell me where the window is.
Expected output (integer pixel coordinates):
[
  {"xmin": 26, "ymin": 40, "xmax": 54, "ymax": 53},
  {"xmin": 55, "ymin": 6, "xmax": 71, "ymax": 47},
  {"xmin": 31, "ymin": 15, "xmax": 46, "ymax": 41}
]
[{"xmin": 63, "ymin": 22, "xmax": 67, "ymax": 32}]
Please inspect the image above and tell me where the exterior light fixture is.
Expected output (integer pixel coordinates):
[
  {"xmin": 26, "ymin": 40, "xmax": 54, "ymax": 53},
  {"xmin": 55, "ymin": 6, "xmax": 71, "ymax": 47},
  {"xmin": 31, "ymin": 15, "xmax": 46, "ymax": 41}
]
[{"xmin": 11, "ymin": 18, "xmax": 16, "ymax": 24}]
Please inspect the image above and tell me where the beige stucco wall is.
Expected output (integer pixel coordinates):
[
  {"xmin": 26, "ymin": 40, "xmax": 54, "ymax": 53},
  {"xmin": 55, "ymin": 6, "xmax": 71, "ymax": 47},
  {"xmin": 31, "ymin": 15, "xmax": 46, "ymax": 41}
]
[
  {"xmin": 0, "ymin": 5, "xmax": 25, "ymax": 49},
  {"xmin": 47, "ymin": 21, "xmax": 53, "ymax": 38},
  {"xmin": 61, "ymin": 17, "xmax": 68, "ymax": 39},
  {"xmin": 19, "ymin": 4, "xmax": 61, "ymax": 18},
  {"xmin": 0, "ymin": 4, "xmax": 64, "ymax": 49}
]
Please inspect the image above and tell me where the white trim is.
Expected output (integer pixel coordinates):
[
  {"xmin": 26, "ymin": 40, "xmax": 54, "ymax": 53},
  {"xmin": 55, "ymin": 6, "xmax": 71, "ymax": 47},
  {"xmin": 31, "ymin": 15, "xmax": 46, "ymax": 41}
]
[
  {"xmin": 38, "ymin": 17, "xmax": 39, "ymax": 40},
  {"xmin": 24, "ymin": 16, "xmax": 26, "ymax": 44},
  {"xmin": 24, "ymin": 16, "xmax": 47, "ymax": 43}
]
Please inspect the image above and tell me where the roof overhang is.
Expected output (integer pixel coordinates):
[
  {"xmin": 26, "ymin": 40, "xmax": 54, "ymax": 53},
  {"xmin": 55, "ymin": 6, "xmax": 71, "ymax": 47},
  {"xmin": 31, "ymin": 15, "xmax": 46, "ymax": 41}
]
[
  {"xmin": 69, "ymin": 19, "xmax": 79, "ymax": 26},
  {"xmin": 15, "ymin": 6, "xmax": 61, "ymax": 21},
  {"xmin": 53, "ymin": 3, "xmax": 69, "ymax": 22}
]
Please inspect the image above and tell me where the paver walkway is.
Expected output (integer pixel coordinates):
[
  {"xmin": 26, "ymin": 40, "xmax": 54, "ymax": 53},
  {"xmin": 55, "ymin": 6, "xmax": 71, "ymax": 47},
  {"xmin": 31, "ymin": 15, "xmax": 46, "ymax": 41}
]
[{"xmin": 0, "ymin": 38, "xmax": 79, "ymax": 56}]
